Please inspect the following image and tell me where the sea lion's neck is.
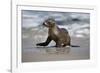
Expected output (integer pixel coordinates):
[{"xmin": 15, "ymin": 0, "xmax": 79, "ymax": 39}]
[
  {"xmin": 49, "ymin": 25, "xmax": 58, "ymax": 30},
  {"xmin": 49, "ymin": 25, "xmax": 59, "ymax": 35}
]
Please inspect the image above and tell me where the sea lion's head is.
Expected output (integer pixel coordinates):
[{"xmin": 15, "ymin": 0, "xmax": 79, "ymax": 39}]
[{"xmin": 43, "ymin": 18, "xmax": 56, "ymax": 28}]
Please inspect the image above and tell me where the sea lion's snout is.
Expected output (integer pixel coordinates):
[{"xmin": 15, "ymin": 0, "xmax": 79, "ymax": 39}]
[
  {"xmin": 43, "ymin": 18, "xmax": 55, "ymax": 27},
  {"xmin": 43, "ymin": 22, "xmax": 49, "ymax": 27},
  {"xmin": 43, "ymin": 22, "xmax": 47, "ymax": 26}
]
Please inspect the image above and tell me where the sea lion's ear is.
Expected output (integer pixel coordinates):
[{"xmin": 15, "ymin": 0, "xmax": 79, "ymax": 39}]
[{"xmin": 49, "ymin": 19, "xmax": 56, "ymax": 24}]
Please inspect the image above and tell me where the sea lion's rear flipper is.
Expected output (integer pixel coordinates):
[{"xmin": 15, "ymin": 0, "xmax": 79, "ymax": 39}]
[{"xmin": 70, "ymin": 45, "xmax": 80, "ymax": 47}]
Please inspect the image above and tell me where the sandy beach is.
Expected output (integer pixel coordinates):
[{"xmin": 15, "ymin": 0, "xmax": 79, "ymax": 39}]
[{"xmin": 22, "ymin": 27, "xmax": 90, "ymax": 62}]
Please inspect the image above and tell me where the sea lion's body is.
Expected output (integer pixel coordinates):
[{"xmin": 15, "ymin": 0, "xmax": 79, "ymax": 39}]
[
  {"xmin": 36, "ymin": 18, "xmax": 73, "ymax": 47},
  {"xmin": 48, "ymin": 26, "xmax": 71, "ymax": 47}
]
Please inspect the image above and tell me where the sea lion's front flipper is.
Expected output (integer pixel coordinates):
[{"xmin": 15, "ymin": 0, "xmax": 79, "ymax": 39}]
[{"xmin": 36, "ymin": 36, "xmax": 52, "ymax": 46}]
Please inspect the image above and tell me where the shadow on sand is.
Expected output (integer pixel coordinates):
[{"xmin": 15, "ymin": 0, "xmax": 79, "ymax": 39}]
[{"xmin": 35, "ymin": 46, "xmax": 71, "ymax": 54}]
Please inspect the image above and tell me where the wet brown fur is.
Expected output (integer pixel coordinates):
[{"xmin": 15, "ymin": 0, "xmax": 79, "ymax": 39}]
[{"xmin": 36, "ymin": 18, "xmax": 71, "ymax": 47}]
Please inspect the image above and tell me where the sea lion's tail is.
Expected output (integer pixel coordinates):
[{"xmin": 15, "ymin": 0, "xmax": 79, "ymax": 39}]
[{"xmin": 70, "ymin": 45, "xmax": 80, "ymax": 47}]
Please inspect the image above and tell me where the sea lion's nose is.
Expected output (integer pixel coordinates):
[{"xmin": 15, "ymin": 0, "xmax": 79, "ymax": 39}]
[
  {"xmin": 43, "ymin": 22, "xmax": 45, "ymax": 25},
  {"xmin": 43, "ymin": 23, "xmax": 45, "ymax": 26},
  {"xmin": 43, "ymin": 22, "xmax": 48, "ymax": 26}
]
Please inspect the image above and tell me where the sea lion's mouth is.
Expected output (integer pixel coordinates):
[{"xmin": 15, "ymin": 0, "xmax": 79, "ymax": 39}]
[{"xmin": 43, "ymin": 22, "xmax": 48, "ymax": 27}]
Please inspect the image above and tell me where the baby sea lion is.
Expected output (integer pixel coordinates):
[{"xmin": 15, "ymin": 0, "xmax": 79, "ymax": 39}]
[{"xmin": 36, "ymin": 18, "xmax": 79, "ymax": 47}]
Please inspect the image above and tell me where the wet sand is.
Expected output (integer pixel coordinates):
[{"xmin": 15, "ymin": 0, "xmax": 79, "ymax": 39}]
[{"xmin": 22, "ymin": 32, "xmax": 90, "ymax": 62}]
